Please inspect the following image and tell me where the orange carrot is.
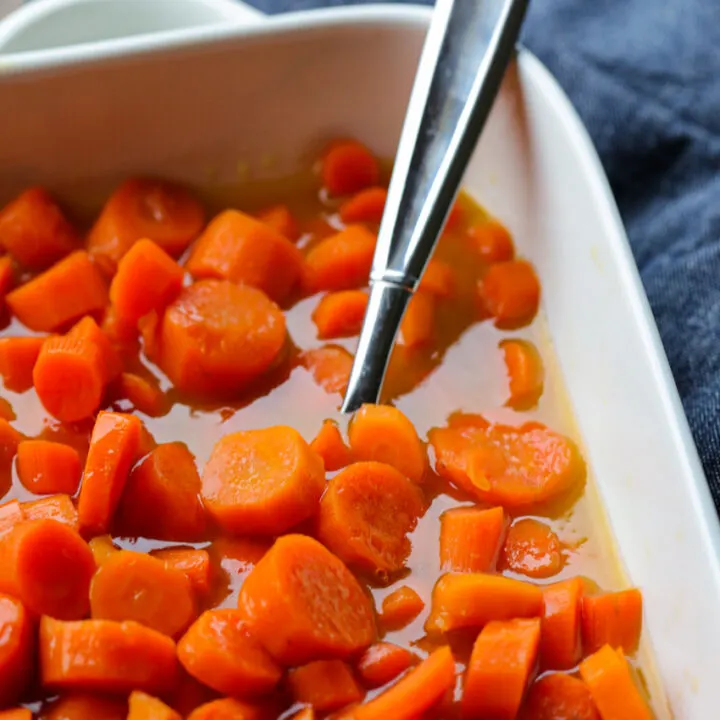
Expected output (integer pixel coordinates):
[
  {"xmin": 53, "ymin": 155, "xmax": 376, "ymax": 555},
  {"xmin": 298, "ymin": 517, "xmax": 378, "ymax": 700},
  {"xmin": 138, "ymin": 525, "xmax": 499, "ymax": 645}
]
[
  {"xmin": 520, "ymin": 673, "xmax": 600, "ymax": 720},
  {"xmin": 0, "ymin": 256, "xmax": 13, "ymax": 305},
  {"xmin": 0, "ymin": 710, "xmax": 31, "ymax": 720},
  {"xmin": 110, "ymin": 238, "xmax": 184, "ymax": 325},
  {"xmin": 0, "ymin": 419, "xmax": 22, "ymax": 467},
  {"xmin": 0, "ymin": 593, "xmax": 33, "ymax": 707},
  {"xmin": 21, "ymin": 494, "xmax": 78, "ymax": 529},
  {"xmin": 356, "ymin": 642, "xmax": 414, "ymax": 689},
  {"xmin": 0, "ymin": 187, "xmax": 80, "ymax": 269},
  {"xmin": 380, "ymin": 586, "xmax": 425, "ymax": 630},
  {"xmin": 500, "ymin": 518, "xmax": 565, "ymax": 579},
  {"xmin": 581, "ymin": 588, "xmax": 643, "ymax": 655},
  {"xmin": 167, "ymin": 669, "xmax": 218, "ymax": 718},
  {"xmin": 158, "ymin": 280, "xmax": 286, "ymax": 396},
  {"xmin": 321, "ymin": 141, "xmax": 380, "ymax": 197},
  {"xmin": 87, "ymin": 178, "xmax": 205, "ymax": 274},
  {"xmin": 238, "ymin": 534, "xmax": 376, "ymax": 664},
  {"xmin": 312, "ymin": 290, "xmax": 369, "ymax": 339},
  {"xmin": 178, "ymin": 609, "xmax": 282, "ymax": 697},
  {"xmin": 202, "ymin": 426, "xmax": 324, "ymax": 536},
  {"xmin": 291, "ymin": 709, "xmax": 315, "ymax": 720},
  {"xmin": 444, "ymin": 201, "xmax": 464, "ymax": 232},
  {"xmin": 317, "ymin": 462, "xmax": 425, "ymax": 576},
  {"xmin": 579, "ymin": 645, "xmax": 652, "ymax": 720},
  {"xmin": 41, "ymin": 693, "xmax": 128, "ymax": 720},
  {"xmin": 478, "ymin": 259, "xmax": 540, "ymax": 328},
  {"xmin": 101, "ymin": 304, "xmax": 138, "ymax": 346},
  {"xmin": 398, "ymin": 293, "xmax": 435, "ymax": 348},
  {"xmin": 207, "ymin": 536, "xmax": 270, "ymax": 607},
  {"xmin": 187, "ymin": 699, "xmax": 266, "ymax": 720},
  {"xmin": 152, "ymin": 547, "xmax": 212, "ymax": 596},
  {"xmin": 0, "ymin": 397, "xmax": 12, "ymax": 422},
  {"xmin": 300, "ymin": 344, "xmax": 354, "ymax": 395},
  {"xmin": 439, "ymin": 506, "xmax": 506, "ymax": 573},
  {"xmin": 0, "ymin": 519, "xmax": 94, "ymax": 619},
  {"xmin": 128, "ymin": 691, "xmax": 181, "ymax": 720},
  {"xmin": 88, "ymin": 534, "xmax": 119, "ymax": 567},
  {"xmin": 540, "ymin": 578, "xmax": 583, "ymax": 670},
  {"xmin": 90, "ymin": 550, "xmax": 196, "ymax": 638},
  {"xmin": 417, "ymin": 260, "xmax": 455, "ymax": 298},
  {"xmin": 116, "ymin": 372, "xmax": 168, "ymax": 417},
  {"xmin": 77, "ymin": 411, "xmax": 142, "ymax": 535},
  {"xmin": 348, "ymin": 404, "xmax": 427, "ymax": 483},
  {"xmin": 303, "ymin": 225, "xmax": 376, "ymax": 293},
  {"xmin": 289, "ymin": 660, "xmax": 364, "ymax": 712},
  {"xmin": 0, "ymin": 499, "xmax": 25, "ymax": 538},
  {"xmin": 257, "ymin": 204, "xmax": 299, "ymax": 241},
  {"xmin": 467, "ymin": 218, "xmax": 515, "ymax": 263},
  {"xmin": 310, "ymin": 419, "xmax": 352, "ymax": 472},
  {"xmin": 462, "ymin": 618, "xmax": 541, "ymax": 719},
  {"xmin": 40, "ymin": 616, "xmax": 179, "ymax": 695},
  {"xmin": 0, "ymin": 336, "xmax": 44, "ymax": 392},
  {"xmin": 138, "ymin": 310, "xmax": 160, "ymax": 359},
  {"xmin": 6, "ymin": 251, "xmax": 108, "ymax": 332},
  {"xmin": 425, "ymin": 573, "xmax": 543, "ymax": 633},
  {"xmin": 501, "ymin": 339, "xmax": 544, "ymax": 410},
  {"xmin": 16, "ymin": 439, "xmax": 81, "ymax": 495},
  {"xmin": 339, "ymin": 187, "xmax": 387, "ymax": 225}
]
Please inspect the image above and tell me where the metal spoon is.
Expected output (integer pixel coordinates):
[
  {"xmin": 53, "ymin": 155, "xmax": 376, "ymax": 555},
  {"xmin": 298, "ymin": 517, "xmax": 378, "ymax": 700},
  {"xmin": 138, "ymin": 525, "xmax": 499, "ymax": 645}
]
[{"xmin": 341, "ymin": 0, "xmax": 530, "ymax": 413}]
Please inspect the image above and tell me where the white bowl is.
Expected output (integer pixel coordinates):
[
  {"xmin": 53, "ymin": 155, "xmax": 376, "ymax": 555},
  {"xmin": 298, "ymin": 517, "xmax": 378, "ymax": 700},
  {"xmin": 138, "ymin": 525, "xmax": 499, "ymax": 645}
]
[{"xmin": 1, "ymin": 2, "xmax": 719, "ymax": 717}]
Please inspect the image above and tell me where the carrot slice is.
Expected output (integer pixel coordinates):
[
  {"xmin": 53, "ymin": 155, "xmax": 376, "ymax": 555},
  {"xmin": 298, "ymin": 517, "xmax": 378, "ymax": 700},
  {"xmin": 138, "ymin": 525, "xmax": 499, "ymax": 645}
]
[
  {"xmin": 0, "ymin": 710, "xmax": 31, "ymax": 720},
  {"xmin": 380, "ymin": 586, "xmax": 425, "ymax": 630},
  {"xmin": 0, "ymin": 593, "xmax": 33, "ymax": 707},
  {"xmin": 6, "ymin": 251, "xmax": 107, "ymax": 332},
  {"xmin": 301, "ymin": 344, "xmax": 353, "ymax": 395},
  {"xmin": 581, "ymin": 589, "xmax": 643, "ymax": 655},
  {"xmin": 238, "ymin": 534, "xmax": 376, "ymax": 664},
  {"xmin": 0, "ymin": 336, "xmax": 44, "ymax": 392},
  {"xmin": 540, "ymin": 577, "xmax": 583, "ymax": 671},
  {"xmin": 202, "ymin": 426, "xmax": 324, "ymax": 536},
  {"xmin": 116, "ymin": 372, "xmax": 168, "ymax": 417},
  {"xmin": 317, "ymin": 462, "xmax": 425, "ymax": 576},
  {"xmin": 500, "ymin": 518, "xmax": 565, "ymax": 579},
  {"xmin": 312, "ymin": 290, "xmax": 369, "ymax": 339},
  {"xmin": 77, "ymin": 411, "xmax": 142, "ymax": 536},
  {"xmin": 501, "ymin": 339, "xmax": 544, "ymax": 410},
  {"xmin": 257, "ymin": 204, "xmax": 299, "ymax": 241},
  {"xmin": 321, "ymin": 141, "xmax": 380, "ymax": 197},
  {"xmin": 356, "ymin": 642, "xmax": 414, "ymax": 689},
  {"xmin": 128, "ymin": 692, "xmax": 181, "ymax": 720},
  {"xmin": 0, "ymin": 187, "xmax": 80, "ymax": 269},
  {"xmin": 439, "ymin": 506, "xmax": 506, "ymax": 573},
  {"xmin": 152, "ymin": 547, "xmax": 212, "ymax": 596},
  {"xmin": 88, "ymin": 534, "xmax": 119, "ymax": 567},
  {"xmin": 429, "ymin": 421, "xmax": 586, "ymax": 508},
  {"xmin": 303, "ymin": 225, "xmax": 376, "ymax": 293},
  {"xmin": 0, "ymin": 499, "xmax": 25, "ymax": 538},
  {"xmin": 110, "ymin": 238, "xmax": 184, "ymax": 325},
  {"xmin": 40, "ymin": 616, "xmax": 179, "ymax": 695},
  {"xmin": 467, "ymin": 218, "xmax": 515, "ymax": 263},
  {"xmin": 425, "ymin": 573, "xmax": 543, "ymax": 633},
  {"xmin": 478, "ymin": 259, "xmax": 540, "ymax": 328},
  {"xmin": 398, "ymin": 293, "xmax": 435, "ymax": 348},
  {"xmin": 158, "ymin": 279, "xmax": 286, "ymax": 396},
  {"xmin": 310, "ymin": 419, "xmax": 352, "ymax": 472},
  {"xmin": 16, "ymin": 439, "xmax": 81, "ymax": 495},
  {"xmin": 339, "ymin": 187, "xmax": 387, "ymax": 225},
  {"xmin": 87, "ymin": 178, "xmax": 205, "ymax": 274},
  {"xmin": 520, "ymin": 673, "xmax": 600, "ymax": 720},
  {"xmin": 187, "ymin": 699, "xmax": 266, "ymax": 720},
  {"xmin": 462, "ymin": 618, "xmax": 541, "ymax": 719},
  {"xmin": 289, "ymin": 659, "xmax": 364, "ymax": 712},
  {"xmin": 41, "ymin": 693, "xmax": 128, "ymax": 720},
  {"xmin": 417, "ymin": 260, "xmax": 455, "ymax": 298},
  {"xmin": 207, "ymin": 537, "xmax": 270, "ymax": 607},
  {"xmin": 90, "ymin": 550, "xmax": 196, "ymax": 638},
  {"xmin": 579, "ymin": 645, "xmax": 652, "ymax": 720},
  {"xmin": 21, "ymin": 494, "xmax": 78, "ymax": 529}
]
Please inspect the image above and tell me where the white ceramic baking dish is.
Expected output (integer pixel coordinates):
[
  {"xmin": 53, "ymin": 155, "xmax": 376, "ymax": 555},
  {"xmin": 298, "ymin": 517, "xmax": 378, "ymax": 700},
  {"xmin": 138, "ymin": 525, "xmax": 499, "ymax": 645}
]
[{"xmin": 1, "ymin": 1, "xmax": 719, "ymax": 717}]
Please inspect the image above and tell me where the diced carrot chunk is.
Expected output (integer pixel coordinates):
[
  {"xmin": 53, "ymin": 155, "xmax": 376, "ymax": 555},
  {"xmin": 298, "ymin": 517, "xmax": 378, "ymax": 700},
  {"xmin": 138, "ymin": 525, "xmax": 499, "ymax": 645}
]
[
  {"xmin": 540, "ymin": 577, "xmax": 583, "ymax": 671},
  {"xmin": 289, "ymin": 659, "xmax": 363, "ymax": 712},
  {"xmin": 16, "ymin": 439, "xmax": 82, "ymax": 495},
  {"xmin": 312, "ymin": 290, "xmax": 368, "ymax": 339},
  {"xmin": 152, "ymin": 547, "xmax": 212, "ymax": 596},
  {"xmin": 89, "ymin": 535, "xmax": 119, "ymax": 568},
  {"xmin": 581, "ymin": 588, "xmax": 643, "ymax": 655},
  {"xmin": 339, "ymin": 187, "xmax": 387, "ymax": 225},
  {"xmin": 257, "ymin": 204, "xmax": 299, "ymax": 241},
  {"xmin": 310, "ymin": 419, "xmax": 352, "ymax": 472},
  {"xmin": 321, "ymin": 141, "xmax": 380, "ymax": 197},
  {"xmin": 41, "ymin": 693, "xmax": 127, "ymax": 720},
  {"xmin": 418, "ymin": 260, "xmax": 454, "ymax": 298},
  {"xmin": 301, "ymin": 345, "xmax": 353, "ymax": 395},
  {"xmin": 21, "ymin": 494, "xmax": 78, "ymax": 529},
  {"xmin": 520, "ymin": 673, "xmax": 600, "ymax": 720},
  {"xmin": 0, "ymin": 419, "xmax": 22, "ymax": 466},
  {"xmin": 356, "ymin": 642, "xmax": 414, "ymax": 689},
  {"xmin": 116, "ymin": 372, "xmax": 168, "ymax": 417},
  {"xmin": 128, "ymin": 691, "xmax": 181, "ymax": 720},
  {"xmin": 380, "ymin": 586, "xmax": 425, "ymax": 630},
  {"xmin": 207, "ymin": 536, "xmax": 270, "ymax": 607},
  {"xmin": 467, "ymin": 218, "xmax": 515, "ymax": 263},
  {"xmin": 0, "ymin": 336, "xmax": 44, "ymax": 392},
  {"xmin": 500, "ymin": 518, "xmax": 565, "ymax": 579},
  {"xmin": 101, "ymin": 305, "xmax": 138, "ymax": 346},
  {"xmin": 0, "ymin": 593, "xmax": 33, "ymax": 707},
  {"xmin": 478, "ymin": 259, "xmax": 540, "ymax": 328},
  {"xmin": 398, "ymin": 293, "xmax": 435, "ymax": 348},
  {"xmin": 501, "ymin": 339, "xmax": 544, "ymax": 410},
  {"xmin": 0, "ymin": 709, "xmax": 31, "ymax": 720},
  {"xmin": 439, "ymin": 506, "xmax": 506, "ymax": 573},
  {"xmin": 187, "ymin": 699, "xmax": 266, "ymax": 720}
]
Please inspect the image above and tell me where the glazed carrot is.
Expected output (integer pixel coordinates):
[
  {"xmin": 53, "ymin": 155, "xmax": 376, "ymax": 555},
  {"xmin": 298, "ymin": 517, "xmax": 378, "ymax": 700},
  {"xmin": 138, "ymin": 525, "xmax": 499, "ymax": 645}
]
[
  {"xmin": 110, "ymin": 239, "xmax": 184, "ymax": 325},
  {"xmin": 0, "ymin": 594, "xmax": 33, "ymax": 706},
  {"xmin": 300, "ymin": 344, "xmax": 354, "ymax": 395},
  {"xmin": 429, "ymin": 421, "xmax": 586, "ymax": 508},
  {"xmin": 303, "ymin": 225, "xmax": 376, "ymax": 293},
  {"xmin": 178, "ymin": 609, "xmax": 282, "ymax": 697},
  {"xmin": 462, "ymin": 618, "xmax": 541, "ymax": 719},
  {"xmin": 0, "ymin": 336, "xmax": 44, "ymax": 392},
  {"xmin": 425, "ymin": 573, "xmax": 543, "ymax": 633},
  {"xmin": 346, "ymin": 646, "xmax": 455, "ymax": 720},
  {"xmin": 187, "ymin": 699, "xmax": 266, "ymax": 720},
  {"xmin": 21, "ymin": 494, "xmax": 78, "ymax": 529},
  {"xmin": 520, "ymin": 673, "xmax": 600, "ymax": 720},
  {"xmin": 500, "ymin": 518, "xmax": 565, "ymax": 579},
  {"xmin": 291, "ymin": 710, "xmax": 315, "ymax": 720},
  {"xmin": 312, "ymin": 290, "xmax": 369, "ymax": 339},
  {"xmin": 581, "ymin": 589, "xmax": 643, "ymax": 655},
  {"xmin": 138, "ymin": 310, "xmax": 160, "ymax": 358},
  {"xmin": 41, "ymin": 693, "xmax": 128, "ymax": 720},
  {"xmin": 16, "ymin": 440, "xmax": 82, "ymax": 495},
  {"xmin": 202, "ymin": 426, "xmax": 324, "ymax": 535},
  {"xmin": 417, "ymin": 259, "xmax": 455, "ymax": 298},
  {"xmin": 540, "ymin": 578, "xmax": 583, "ymax": 670},
  {"xmin": 356, "ymin": 643, "xmax": 414, "ymax": 688},
  {"xmin": 317, "ymin": 462, "xmax": 424, "ymax": 576},
  {"xmin": 207, "ymin": 536, "xmax": 270, "ymax": 607},
  {"xmin": 0, "ymin": 419, "xmax": 22, "ymax": 466},
  {"xmin": 187, "ymin": 210, "xmax": 304, "ymax": 304},
  {"xmin": 6, "ymin": 251, "xmax": 107, "ymax": 332},
  {"xmin": 0, "ymin": 187, "xmax": 79, "ymax": 269},
  {"xmin": 439, "ymin": 506, "xmax": 506, "ymax": 573},
  {"xmin": 321, "ymin": 141, "xmax": 380, "ymax": 197},
  {"xmin": 339, "ymin": 186, "xmax": 387, "ymax": 225},
  {"xmin": 116, "ymin": 372, "xmax": 168, "ymax": 417},
  {"xmin": 444, "ymin": 201, "xmax": 464, "ymax": 232},
  {"xmin": 0, "ymin": 397, "xmax": 12, "ymax": 421},
  {"xmin": 117, "ymin": 442, "xmax": 206, "ymax": 541},
  {"xmin": 77, "ymin": 411, "xmax": 142, "ymax": 535},
  {"xmin": 310, "ymin": 419, "xmax": 352, "ymax": 472},
  {"xmin": 398, "ymin": 293, "xmax": 435, "ymax": 348},
  {"xmin": 0, "ymin": 499, "xmax": 24, "ymax": 538},
  {"xmin": 380, "ymin": 586, "xmax": 425, "ymax": 630},
  {"xmin": 478, "ymin": 259, "xmax": 540, "ymax": 328},
  {"xmin": 40, "ymin": 616, "xmax": 179, "ymax": 695},
  {"xmin": 87, "ymin": 178, "xmax": 205, "ymax": 274},
  {"xmin": 501, "ymin": 339, "xmax": 544, "ymax": 410},
  {"xmin": 0, "ymin": 710, "xmax": 31, "ymax": 720},
  {"xmin": 467, "ymin": 218, "xmax": 515, "ymax": 263},
  {"xmin": 152, "ymin": 547, "xmax": 212, "ymax": 596},
  {"xmin": 579, "ymin": 645, "xmax": 653, "ymax": 720},
  {"xmin": 348, "ymin": 404, "xmax": 427, "ymax": 483},
  {"xmin": 0, "ymin": 519, "xmax": 94, "ymax": 619},
  {"xmin": 257, "ymin": 204, "xmax": 299, "ymax": 241},
  {"xmin": 88, "ymin": 534, "xmax": 119, "ymax": 567},
  {"xmin": 158, "ymin": 280, "xmax": 286, "ymax": 396},
  {"xmin": 0, "ymin": 255, "xmax": 13, "ymax": 300},
  {"xmin": 128, "ymin": 692, "xmax": 181, "ymax": 720},
  {"xmin": 289, "ymin": 660, "xmax": 364, "ymax": 712},
  {"xmin": 101, "ymin": 305, "xmax": 138, "ymax": 346},
  {"xmin": 90, "ymin": 550, "xmax": 196, "ymax": 638},
  {"xmin": 238, "ymin": 534, "xmax": 376, "ymax": 664},
  {"xmin": 167, "ymin": 669, "xmax": 218, "ymax": 718}
]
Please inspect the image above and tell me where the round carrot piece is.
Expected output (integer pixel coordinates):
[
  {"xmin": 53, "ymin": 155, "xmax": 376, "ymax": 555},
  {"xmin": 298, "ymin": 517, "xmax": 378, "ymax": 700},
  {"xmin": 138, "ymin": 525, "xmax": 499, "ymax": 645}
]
[
  {"xmin": 40, "ymin": 693, "xmax": 128, "ymax": 720},
  {"xmin": 478, "ymin": 259, "xmax": 540, "ymax": 328},
  {"xmin": 356, "ymin": 642, "xmax": 414, "ymax": 689},
  {"xmin": 0, "ymin": 594, "xmax": 33, "ymax": 707},
  {"xmin": 16, "ymin": 439, "xmax": 82, "ymax": 495},
  {"xmin": 202, "ymin": 426, "xmax": 325, "ymax": 536},
  {"xmin": 238, "ymin": 534, "xmax": 376, "ymax": 665},
  {"xmin": 339, "ymin": 186, "xmax": 387, "ymax": 225},
  {"xmin": 520, "ymin": 673, "xmax": 600, "ymax": 720},
  {"xmin": 300, "ymin": 344, "xmax": 353, "ymax": 395},
  {"xmin": 158, "ymin": 279, "xmax": 286, "ymax": 396},
  {"xmin": 310, "ymin": 419, "xmax": 352, "ymax": 472},
  {"xmin": 312, "ymin": 290, "xmax": 369, "ymax": 339},
  {"xmin": 380, "ymin": 586, "xmax": 425, "ymax": 630},
  {"xmin": 178, "ymin": 609, "xmax": 281, "ymax": 698},
  {"xmin": 0, "ymin": 519, "xmax": 95, "ymax": 619},
  {"xmin": 540, "ymin": 578, "xmax": 583, "ymax": 671},
  {"xmin": 0, "ymin": 336, "xmax": 45, "ymax": 393},
  {"xmin": 500, "ymin": 518, "xmax": 565, "ymax": 579},
  {"xmin": 90, "ymin": 550, "xmax": 196, "ymax": 638},
  {"xmin": 501, "ymin": 339, "xmax": 544, "ymax": 410},
  {"xmin": 152, "ymin": 547, "xmax": 212, "ymax": 597},
  {"xmin": 128, "ymin": 691, "xmax": 181, "ymax": 720},
  {"xmin": 349, "ymin": 404, "xmax": 427, "ymax": 483},
  {"xmin": 321, "ymin": 141, "xmax": 380, "ymax": 197},
  {"xmin": 467, "ymin": 218, "xmax": 515, "ymax": 263}
]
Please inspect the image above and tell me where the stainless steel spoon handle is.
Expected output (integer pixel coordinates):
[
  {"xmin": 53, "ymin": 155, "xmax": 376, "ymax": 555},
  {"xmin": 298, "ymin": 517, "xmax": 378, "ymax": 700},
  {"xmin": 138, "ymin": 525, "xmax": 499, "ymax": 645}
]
[{"xmin": 342, "ymin": 0, "xmax": 530, "ymax": 413}]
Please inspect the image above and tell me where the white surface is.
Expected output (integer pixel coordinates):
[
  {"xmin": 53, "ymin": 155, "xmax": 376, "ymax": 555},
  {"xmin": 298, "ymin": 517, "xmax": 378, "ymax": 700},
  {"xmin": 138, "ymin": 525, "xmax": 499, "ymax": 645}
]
[{"xmin": 0, "ymin": 3, "xmax": 719, "ymax": 717}]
